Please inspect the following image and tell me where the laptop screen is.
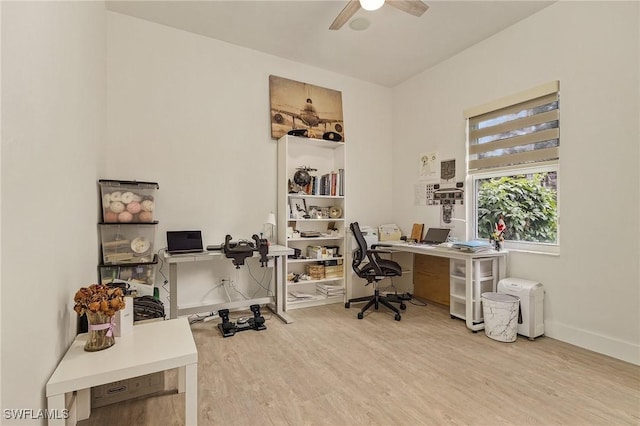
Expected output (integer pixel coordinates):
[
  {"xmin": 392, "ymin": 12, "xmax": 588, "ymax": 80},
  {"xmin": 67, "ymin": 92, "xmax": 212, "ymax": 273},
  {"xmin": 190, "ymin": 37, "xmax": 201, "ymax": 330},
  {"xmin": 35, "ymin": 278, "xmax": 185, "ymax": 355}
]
[
  {"xmin": 421, "ymin": 228, "xmax": 451, "ymax": 244},
  {"xmin": 166, "ymin": 230, "xmax": 203, "ymax": 254}
]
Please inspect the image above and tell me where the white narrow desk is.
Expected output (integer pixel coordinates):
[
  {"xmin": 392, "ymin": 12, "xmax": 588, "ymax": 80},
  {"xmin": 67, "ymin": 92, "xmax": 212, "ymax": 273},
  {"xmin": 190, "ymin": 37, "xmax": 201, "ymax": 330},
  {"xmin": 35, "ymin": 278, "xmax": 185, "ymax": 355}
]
[
  {"xmin": 383, "ymin": 242, "xmax": 508, "ymax": 332},
  {"xmin": 164, "ymin": 244, "xmax": 294, "ymax": 323},
  {"xmin": 46, "ymin": 318, "xmax": 198, "ymax": 426}
]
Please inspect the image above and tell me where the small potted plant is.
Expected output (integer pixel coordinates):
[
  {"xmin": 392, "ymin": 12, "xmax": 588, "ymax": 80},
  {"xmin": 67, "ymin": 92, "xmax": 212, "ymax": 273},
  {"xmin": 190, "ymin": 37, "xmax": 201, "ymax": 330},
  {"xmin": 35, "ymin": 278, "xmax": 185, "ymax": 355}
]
[{"xmin": 73, "ymin": 284, "xmax": 125, "ymax": 351}]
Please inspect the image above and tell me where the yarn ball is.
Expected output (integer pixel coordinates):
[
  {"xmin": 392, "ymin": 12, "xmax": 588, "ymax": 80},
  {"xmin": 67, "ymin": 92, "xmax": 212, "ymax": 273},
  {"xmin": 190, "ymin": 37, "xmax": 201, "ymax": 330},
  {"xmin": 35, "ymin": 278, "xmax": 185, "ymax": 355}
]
[
  {"xmin": 126, "ymin": 201, "xmax": 141, "ymax": 214},
  {"xmin": 138, "ymin": 211, "xmax": 154, "ymax": 222},
  {"xmin": 102, "ymin": 194, "xmax": 111, "ymax": 209},
  {"xmin": 120, "ymin": 191, "xmax": 135, "ymax": 204},
  {"xmin": 109, "ymin": 191, "xmax": 122, "ymax": 202},
  {"xmin": 141, "ymin": 200, "xmax": 155, "ymax": 212},
  {"xmin": 131, "ymin": 193, "xmax": 142, "ymax": 202},
  {"xmin": 109, "ymin": 201, "xmax": 125, "ymax": 213},
  {"xmin": 103, "ymin": 211, "xmax": 118, "ymax": 223},
  {"xmin": 118, "ymin": 211, "xmax": 133, "ymax": 223}
]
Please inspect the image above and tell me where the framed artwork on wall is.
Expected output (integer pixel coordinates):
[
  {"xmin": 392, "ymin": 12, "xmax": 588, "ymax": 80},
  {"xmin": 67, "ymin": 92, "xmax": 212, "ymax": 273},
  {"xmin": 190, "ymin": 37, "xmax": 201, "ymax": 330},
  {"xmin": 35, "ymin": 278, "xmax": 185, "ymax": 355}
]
[{"xmin": 269, "ymin": 75, "xmax": 345, "ymax": 141}]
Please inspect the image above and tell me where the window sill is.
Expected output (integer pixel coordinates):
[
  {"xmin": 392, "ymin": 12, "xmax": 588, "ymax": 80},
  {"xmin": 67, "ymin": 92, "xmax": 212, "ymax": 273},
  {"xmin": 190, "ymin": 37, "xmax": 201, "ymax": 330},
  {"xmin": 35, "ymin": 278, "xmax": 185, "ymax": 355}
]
[
  {"xmin": 505, "ymin": 247, "xmax": 560, "ymax": 257},
  {"xmin": 503, "ymin": 241, "xmax": 559, "ymax": 256}
]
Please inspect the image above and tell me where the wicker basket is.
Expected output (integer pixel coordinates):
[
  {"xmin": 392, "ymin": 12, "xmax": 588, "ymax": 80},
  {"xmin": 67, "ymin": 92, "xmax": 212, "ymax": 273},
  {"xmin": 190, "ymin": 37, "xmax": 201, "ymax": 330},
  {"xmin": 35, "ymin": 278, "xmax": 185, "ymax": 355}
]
[{"xmin": 306, "ymin": 264, "xmax": 325, "ymax": 280}]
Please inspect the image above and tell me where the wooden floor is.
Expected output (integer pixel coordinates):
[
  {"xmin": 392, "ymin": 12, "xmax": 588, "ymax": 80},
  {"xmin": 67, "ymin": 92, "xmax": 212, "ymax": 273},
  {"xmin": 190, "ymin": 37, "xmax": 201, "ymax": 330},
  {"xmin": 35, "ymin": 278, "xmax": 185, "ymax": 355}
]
[{"xmin": 80, "ymin": 301, "xmax": 640, "ymax": 426}]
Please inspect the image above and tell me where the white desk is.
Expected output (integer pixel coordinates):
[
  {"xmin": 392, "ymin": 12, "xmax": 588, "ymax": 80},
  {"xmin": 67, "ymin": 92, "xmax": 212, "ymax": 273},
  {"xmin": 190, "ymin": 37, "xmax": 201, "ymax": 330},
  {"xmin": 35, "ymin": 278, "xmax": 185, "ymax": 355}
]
[
  {"xmin": 383, "ymin": 242, "xmax": 508, "ymax": 332},
  {"xmin": 164, "ymin": 244, "xmax": 294, "ymax": 323},
  {"xmin": 46, "ymin": 318, "xmax": 198, "ymax": 425}
]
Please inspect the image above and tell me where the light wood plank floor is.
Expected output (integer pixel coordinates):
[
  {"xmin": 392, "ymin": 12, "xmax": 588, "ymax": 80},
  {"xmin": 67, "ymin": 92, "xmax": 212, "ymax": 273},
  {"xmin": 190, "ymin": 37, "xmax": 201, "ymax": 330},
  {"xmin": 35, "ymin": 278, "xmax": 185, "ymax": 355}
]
[{"xmin": 79, "ymin": 301, "xmax": 640, "ymax": 425}]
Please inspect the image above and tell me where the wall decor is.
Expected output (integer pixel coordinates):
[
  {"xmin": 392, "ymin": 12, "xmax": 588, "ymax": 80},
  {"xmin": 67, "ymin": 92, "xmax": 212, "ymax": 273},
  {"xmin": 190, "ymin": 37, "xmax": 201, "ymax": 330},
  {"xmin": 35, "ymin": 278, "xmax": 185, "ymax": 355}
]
[
  {"xmin": 419, "ymin": 152, "xmax": 438, "ymax": 180},
  {"xmin": 441, "ymin": 158, "xmax": 456, "ymax": 183},
  {"xmin": 269, "ymin": 75, "xmax": 345, "ymax": 141}
]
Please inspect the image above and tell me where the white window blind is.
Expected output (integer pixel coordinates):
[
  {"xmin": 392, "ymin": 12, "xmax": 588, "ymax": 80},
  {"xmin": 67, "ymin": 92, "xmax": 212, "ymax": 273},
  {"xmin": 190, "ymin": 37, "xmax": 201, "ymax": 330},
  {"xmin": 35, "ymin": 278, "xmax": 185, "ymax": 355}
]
[{"xmin": 465, "ymin": 81, "xmax": 559, "ymax": 173}]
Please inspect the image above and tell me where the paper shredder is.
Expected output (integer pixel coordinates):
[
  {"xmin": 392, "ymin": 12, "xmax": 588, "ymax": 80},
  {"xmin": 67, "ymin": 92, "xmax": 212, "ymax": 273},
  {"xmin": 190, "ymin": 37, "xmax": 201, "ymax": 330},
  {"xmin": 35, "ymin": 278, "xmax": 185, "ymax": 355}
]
[{"xmin": 497, "ymin": 278, "xmax": 545, "ymax": 340}]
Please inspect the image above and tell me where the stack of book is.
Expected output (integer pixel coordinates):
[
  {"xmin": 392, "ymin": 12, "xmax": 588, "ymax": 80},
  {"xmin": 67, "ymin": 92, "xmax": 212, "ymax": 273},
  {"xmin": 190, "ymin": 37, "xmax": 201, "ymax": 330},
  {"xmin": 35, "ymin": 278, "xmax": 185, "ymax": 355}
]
[
  {"xmin": 451, "ymin": 240, "xmax": 493, "ymax": 253},
  {"xmin": 305, "ymin": 169, "xmax": 345, "ymax": 196},
  {"xmin": 316, "ymin": 284, "xmax": 345, "ymax": 297}
]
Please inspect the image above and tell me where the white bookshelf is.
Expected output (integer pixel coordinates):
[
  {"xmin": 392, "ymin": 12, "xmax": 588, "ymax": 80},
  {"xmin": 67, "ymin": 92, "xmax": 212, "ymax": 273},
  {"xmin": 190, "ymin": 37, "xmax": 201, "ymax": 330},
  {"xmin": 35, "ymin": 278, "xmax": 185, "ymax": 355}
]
[{"xmin": 277, "ymin": 135, "xmax": 346, "ymax": 311}]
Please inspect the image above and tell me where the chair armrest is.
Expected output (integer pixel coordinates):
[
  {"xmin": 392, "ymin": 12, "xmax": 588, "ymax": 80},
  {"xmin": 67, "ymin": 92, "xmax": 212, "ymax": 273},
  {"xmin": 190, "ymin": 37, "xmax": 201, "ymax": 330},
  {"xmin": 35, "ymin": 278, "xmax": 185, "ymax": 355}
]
[
  {"xmin": 367, "ymin": 249, "xmax": 391, "ymax": 255},
  {"xmin": 371, "ymin": 243, "xmax": 392, "ymax": 249}
]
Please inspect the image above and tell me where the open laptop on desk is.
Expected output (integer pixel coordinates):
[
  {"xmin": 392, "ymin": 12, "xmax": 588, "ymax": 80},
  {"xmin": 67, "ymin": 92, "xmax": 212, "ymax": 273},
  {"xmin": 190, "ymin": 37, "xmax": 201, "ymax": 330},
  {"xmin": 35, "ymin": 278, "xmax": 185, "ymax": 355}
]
[
  {"xmin": 420, "ymin": 228, "xmax": 451, "ymax": 246},
  {"xmin": 166, "ymin": 230, "xmax": 204, "ymax": 255}
]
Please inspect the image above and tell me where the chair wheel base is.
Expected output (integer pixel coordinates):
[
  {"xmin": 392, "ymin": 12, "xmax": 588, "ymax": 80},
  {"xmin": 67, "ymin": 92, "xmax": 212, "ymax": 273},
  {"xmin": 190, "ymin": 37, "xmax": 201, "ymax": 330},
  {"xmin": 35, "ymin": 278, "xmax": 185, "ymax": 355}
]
[
  {"xmin": 357, "ymin": 312, "xmax": 364, "ymax": 319},
  {"xmin": 345, "ymin": 302, "xmax": 350, "ymax": 309},
  {"xmin": 394, "ymin": 314, "xmax": 401, "ymax": 321}
]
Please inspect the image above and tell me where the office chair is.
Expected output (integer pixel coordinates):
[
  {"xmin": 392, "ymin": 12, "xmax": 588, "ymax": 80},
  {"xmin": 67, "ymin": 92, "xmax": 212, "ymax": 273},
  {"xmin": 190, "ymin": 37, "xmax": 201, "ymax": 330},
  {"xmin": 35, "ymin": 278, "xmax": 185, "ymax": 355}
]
[{"xmin": 345, "ymin": 222, "xmax": 406, "ymax": 321}]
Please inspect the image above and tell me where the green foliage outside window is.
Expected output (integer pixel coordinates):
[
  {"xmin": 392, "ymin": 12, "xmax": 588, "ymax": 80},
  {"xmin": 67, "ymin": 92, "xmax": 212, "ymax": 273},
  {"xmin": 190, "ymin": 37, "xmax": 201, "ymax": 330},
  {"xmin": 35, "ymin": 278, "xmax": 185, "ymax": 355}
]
[{"xmin": 477, "ymin": 173, "xmax": 557, "ymax": 243}]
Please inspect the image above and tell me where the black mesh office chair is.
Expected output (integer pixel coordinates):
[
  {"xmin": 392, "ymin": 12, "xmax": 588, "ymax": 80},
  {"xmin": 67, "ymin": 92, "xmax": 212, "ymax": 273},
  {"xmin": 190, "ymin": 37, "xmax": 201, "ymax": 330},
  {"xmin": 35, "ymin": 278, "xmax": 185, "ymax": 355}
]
[{"xmin": 345, "ymin": 222, "xmax": 406, "ymax": 321}]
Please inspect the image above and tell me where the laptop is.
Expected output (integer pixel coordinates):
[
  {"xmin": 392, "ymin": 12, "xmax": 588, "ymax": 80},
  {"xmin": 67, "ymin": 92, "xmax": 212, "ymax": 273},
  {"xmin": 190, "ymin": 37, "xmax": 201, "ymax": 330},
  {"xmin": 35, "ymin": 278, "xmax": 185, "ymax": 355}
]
[
  {"xmin": 420, "ymin": 228, "xmax": 451, "ymax": 246},
  {"xmin": 166, "ymin": 230, "xmax": 204, "ymax": 255}
]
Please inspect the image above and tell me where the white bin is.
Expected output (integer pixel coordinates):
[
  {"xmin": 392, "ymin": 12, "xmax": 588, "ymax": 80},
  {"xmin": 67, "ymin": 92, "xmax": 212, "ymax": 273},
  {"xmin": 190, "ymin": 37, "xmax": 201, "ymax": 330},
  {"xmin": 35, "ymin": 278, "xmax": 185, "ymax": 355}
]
[{"xmin": 481, "ymin": 292, "xmax": 520, "ymax": 342}]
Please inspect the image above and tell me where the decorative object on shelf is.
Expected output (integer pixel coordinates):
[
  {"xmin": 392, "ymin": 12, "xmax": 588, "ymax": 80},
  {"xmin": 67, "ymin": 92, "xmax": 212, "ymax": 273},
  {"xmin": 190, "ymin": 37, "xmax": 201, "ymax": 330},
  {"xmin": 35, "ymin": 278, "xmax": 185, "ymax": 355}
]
[
  {"xmin": 490, "ymin": 215, "xmax": 507, "ymax": 251},
  {"xmin": 287, "ymin": 129, "xmax": 309, "ymax": 137},
  {"xmin": 290, "ymin": 197, "xmax": 307, "ymax": 219},
  {"xmin": 322, "ymin": 131, "xmax": 342, "ymax": 142},
  {"xmin": 292, "ymin": 166, "xmax": 316, "ymax": 193},
  {"xmin": 269, "ymin": 75, "xmax": 345, "ymax": 140},
  {"xmin": 328, "ymin": 205, "xmax": 343, "ymax": 219},
  {"xmin": 73, "ymin": 284, "xmax": 126, "ymax": 351},
  {"xmin": 307, "ymin": 205, "xmax": 320, "ymax": 219}
]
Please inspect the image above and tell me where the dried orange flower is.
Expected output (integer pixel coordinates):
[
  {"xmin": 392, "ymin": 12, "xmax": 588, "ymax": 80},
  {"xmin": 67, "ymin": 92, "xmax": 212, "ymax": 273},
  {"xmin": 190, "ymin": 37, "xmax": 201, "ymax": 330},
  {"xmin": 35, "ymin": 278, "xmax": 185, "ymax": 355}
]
[{"xmin": 73, "ymin": 284, "xmax": 125, "ymax": 317}]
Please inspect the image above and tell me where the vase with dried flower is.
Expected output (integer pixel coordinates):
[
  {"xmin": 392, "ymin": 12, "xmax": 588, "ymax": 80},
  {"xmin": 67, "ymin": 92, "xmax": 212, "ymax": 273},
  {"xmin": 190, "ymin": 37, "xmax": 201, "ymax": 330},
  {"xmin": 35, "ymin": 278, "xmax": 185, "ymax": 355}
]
[{"xmin": 74, "ymin": 284, "xmax": 126, "ymax": 351}]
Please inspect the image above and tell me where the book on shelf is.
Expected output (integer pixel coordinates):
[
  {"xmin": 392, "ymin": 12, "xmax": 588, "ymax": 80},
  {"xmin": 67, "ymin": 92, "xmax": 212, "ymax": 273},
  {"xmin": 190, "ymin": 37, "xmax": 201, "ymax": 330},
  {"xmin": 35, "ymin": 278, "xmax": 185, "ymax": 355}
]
[
  {"xmin": 316, "ymin": 284, "xmax": 345, "ymax": 296},
  {"xmin": 451, "ymin": 240, "xmax": 492, "ymax": 253},
  {"xmin": 288, "ymin": 291, "xmax": 315, "ymax": 300}
]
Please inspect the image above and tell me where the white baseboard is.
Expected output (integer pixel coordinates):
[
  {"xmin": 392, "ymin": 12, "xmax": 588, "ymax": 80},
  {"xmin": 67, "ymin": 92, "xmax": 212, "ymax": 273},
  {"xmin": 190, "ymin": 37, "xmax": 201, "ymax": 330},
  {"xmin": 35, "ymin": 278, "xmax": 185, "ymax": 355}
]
[{"xmin": 545, "ymin": 320, "xmax": 640, "ymax": 366}]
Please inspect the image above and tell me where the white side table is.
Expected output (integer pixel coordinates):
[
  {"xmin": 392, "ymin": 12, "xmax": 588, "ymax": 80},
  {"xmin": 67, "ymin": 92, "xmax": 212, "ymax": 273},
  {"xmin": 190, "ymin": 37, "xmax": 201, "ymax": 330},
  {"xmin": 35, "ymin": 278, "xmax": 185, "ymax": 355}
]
[{"xmin": 46, "ymin": 318, "xmax": 198, "ymax": 425}]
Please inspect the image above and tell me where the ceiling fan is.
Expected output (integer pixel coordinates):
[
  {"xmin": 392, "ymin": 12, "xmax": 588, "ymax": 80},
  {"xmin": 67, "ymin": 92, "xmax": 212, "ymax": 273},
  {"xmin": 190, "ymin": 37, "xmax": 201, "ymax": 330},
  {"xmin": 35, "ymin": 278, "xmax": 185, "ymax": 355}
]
[{"xmin": 329, "ymin": 0, "xmax": 429, "ymax": 30}]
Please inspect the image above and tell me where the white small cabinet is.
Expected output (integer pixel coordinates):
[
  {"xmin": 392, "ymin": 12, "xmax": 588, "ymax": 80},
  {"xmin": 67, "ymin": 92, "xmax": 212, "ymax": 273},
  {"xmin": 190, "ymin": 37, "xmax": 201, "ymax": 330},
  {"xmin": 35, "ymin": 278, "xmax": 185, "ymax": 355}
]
[
  {"xmin": 277, "ymin": 135, "xmax": 346, "ymax": 310},
  {"xmin": 449, "ymin": 258, "xmax": 497, "ymax": 323}
]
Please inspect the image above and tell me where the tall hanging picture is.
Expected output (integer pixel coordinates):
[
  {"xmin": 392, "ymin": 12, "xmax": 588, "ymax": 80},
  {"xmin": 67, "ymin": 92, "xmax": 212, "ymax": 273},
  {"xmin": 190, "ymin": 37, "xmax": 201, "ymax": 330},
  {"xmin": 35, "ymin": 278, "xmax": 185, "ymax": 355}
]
[{"xmin": 269, "ymin": 75, "xmax": 345, "ymax": 141}]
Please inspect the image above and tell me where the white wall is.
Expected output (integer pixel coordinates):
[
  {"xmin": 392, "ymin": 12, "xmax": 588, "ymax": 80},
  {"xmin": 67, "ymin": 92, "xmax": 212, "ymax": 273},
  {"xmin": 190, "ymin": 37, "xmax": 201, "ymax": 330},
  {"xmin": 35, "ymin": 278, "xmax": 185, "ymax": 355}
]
[
  {"xmin": 106, "ymin": 12, "xmax": 394, "ymax": 310},
  {"xmin": 392, "ymin": 1, "xmax": 639, "ymax": 364},
  {"xmin": 1, "ymin": 1, "xmax": 106, "ymax": 420}
]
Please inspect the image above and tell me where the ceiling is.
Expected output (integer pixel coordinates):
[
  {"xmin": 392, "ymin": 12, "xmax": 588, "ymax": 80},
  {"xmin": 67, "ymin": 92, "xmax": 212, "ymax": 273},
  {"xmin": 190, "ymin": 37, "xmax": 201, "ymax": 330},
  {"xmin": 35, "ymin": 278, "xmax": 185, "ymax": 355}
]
[{"xmin": 105, "ymin": 0, "xmax": 554, "ymax": 87}]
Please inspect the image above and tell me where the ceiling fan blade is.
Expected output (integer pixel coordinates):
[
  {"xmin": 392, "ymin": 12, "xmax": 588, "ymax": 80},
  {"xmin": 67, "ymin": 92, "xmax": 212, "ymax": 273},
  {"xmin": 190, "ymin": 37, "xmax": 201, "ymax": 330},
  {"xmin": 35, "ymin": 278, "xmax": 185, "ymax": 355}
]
[
  {"xmin": 386, "ymin": 0, "xmax": 429, "ymax": 17},
  {"xmin": 329, "ymin": 0, "xmax": 362, "ymax": 30}
]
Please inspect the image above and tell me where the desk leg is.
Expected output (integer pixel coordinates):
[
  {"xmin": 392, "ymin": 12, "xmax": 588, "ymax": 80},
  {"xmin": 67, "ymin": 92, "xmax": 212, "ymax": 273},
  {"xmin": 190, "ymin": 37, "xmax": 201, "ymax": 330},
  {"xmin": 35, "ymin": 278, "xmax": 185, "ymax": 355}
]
[
  {"xmin": 77, "ymin": 388, "xmax": 91, "ymax": 420},
  {"xmin": 47, "ymin": 394, "xmax": 65, "ymax": 426},
  {"xmin": 170, "ymin": 263, "xmax": 178, "ymax": 320},
  {"xmin": 185, "ymin": 362, "xmax": 198, "ymax": 426},
  {"xmin": 273, "ymin": 255, "xmax": 293, "ymax": 324}
]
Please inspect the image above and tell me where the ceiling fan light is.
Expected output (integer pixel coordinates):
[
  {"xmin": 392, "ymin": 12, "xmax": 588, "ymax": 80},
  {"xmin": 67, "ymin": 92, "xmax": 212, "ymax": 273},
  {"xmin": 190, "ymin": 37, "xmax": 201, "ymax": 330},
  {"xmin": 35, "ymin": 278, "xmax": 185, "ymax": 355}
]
[{"xmin": 359, "ymin": 0, "xmax": 385, "ymax": 12}]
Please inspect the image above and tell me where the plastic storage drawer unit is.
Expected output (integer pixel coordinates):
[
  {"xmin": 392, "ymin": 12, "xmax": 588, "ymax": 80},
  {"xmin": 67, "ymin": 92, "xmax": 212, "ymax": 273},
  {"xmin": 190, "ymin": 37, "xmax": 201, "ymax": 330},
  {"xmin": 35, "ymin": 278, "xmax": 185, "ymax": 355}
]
[{"xmin": 497, "ymin": 278, "xmax": 544, "ymax": 340}]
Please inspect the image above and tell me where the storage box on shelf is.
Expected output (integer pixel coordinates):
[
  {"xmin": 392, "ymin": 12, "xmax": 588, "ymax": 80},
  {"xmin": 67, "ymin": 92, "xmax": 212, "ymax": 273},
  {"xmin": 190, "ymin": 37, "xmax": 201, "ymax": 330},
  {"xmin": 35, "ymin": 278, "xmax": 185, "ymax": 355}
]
[
  {"xmin": 99, "ymin": 223, "xmax": 157, "ymax": 264},
  {"xmin": 277, "ymin": 135, "xmax": 346, "ymax": 310},
  {"xmin": 99, "ymin": 180, "xmax": 158, "ymax": 223},
  {"xmin": 449, "ymin": 258, "xmax": 497, "ymax": 323},
  {"xmin": 99, "ymin": 256, "xmax": 158, "ymax": 297}
]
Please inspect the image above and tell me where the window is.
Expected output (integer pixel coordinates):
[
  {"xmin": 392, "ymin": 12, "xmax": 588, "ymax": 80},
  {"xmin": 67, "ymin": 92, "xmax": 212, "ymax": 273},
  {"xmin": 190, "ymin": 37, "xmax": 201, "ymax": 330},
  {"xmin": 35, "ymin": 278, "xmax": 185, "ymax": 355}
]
[{"xmin": 464, "ymin": 81, "xmax": 560, "ymax": 253}]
